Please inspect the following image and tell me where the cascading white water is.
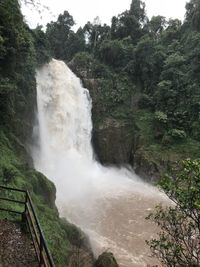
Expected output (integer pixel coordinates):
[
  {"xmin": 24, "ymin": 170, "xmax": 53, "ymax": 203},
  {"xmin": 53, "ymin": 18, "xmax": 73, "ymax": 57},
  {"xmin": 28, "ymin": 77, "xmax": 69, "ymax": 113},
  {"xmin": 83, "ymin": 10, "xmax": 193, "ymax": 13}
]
[{"xmin": 34, "ymin": 59, "xmax": 168, "ymax": 267}]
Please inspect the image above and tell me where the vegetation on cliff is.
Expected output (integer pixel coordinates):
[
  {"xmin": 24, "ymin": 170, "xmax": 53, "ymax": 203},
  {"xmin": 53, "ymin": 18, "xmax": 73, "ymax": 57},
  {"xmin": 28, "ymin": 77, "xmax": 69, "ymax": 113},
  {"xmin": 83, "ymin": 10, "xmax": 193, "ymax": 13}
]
[
  {"xmin": 0, "ymin": 1, "xmax": 92, "ymax": 266},
  {"xmin": 43, "ymin": 0, "xmax": 200, "ymax": 179}
]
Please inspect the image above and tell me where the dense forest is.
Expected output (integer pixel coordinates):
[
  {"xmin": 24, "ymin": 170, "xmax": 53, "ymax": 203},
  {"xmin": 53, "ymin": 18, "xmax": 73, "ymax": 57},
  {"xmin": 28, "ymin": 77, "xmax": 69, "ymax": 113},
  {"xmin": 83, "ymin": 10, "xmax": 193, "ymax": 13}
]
[
  {"xmin": 0, "ymin": 0, "xmax": 200, "ymax": 266},
  {"xmin": 42, "ymin": 0, "xmax": 200, "ymax": 180}
]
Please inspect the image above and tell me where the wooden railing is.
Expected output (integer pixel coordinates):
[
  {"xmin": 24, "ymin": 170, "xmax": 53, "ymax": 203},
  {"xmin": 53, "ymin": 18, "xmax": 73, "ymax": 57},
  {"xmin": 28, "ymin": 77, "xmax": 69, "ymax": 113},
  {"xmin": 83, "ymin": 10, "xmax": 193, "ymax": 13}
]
[{"xmin": 0, "ymin": 185, "xmax": 56, "ymax": 267}]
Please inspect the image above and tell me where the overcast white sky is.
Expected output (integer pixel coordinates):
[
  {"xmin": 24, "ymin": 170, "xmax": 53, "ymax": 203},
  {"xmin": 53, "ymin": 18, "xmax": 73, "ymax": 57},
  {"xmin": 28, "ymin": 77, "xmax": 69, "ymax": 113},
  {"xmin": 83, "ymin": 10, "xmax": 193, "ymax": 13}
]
[{"xmin": 21, "ymin": 0, "xmax": 188, "ymax": 29}]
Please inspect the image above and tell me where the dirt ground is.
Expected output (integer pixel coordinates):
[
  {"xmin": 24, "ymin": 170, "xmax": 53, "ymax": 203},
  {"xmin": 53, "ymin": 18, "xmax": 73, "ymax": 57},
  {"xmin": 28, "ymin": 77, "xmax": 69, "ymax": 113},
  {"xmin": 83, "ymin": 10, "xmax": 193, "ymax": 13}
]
[{"xmin": 0, "ymin": 219, "xmax": 38, "ymax": 267}]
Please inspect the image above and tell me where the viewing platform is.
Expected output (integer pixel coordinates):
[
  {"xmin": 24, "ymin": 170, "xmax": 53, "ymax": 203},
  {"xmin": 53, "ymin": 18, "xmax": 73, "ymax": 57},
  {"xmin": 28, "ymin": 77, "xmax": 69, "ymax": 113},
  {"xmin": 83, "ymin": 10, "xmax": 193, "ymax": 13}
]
[{"xmin": 0, "ymin": 185, "xmax": 55, "ymax": 267}]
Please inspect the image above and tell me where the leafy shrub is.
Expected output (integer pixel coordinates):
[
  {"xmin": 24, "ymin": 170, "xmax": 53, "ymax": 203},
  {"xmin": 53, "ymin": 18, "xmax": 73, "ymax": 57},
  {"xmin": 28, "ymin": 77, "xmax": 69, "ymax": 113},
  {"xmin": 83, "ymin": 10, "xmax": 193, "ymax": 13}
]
[
  {"xmin": 191, "ymin": 121, "xmax": 200, "ymax": 141},
  {"xmin": 168, "ymin": 128, "xmax": 187, "ymax": 140},
  {"xmin": 97, "ymin": 40, "xmax": 126, "ymax": 68},
  {"xmin": 138, "ymin": 94, "xmax": 154, "ymax": 109},
  {"xmin": 92, "ymin": 62, "xmax": 111, "ymax": 78},
  {"xmin": 147, "ymin": 159, "xmax": 200, "ymax": 266},
  {"xmin": 154, "ymin": 111, "xmax": 168, "ymax": 124}
]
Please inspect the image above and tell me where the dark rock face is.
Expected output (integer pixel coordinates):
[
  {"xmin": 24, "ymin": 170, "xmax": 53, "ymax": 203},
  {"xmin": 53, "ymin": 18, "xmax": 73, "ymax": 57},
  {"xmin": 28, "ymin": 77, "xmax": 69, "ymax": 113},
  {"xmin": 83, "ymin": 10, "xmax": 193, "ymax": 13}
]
[
  {"xmin": 94, "ymin": 252, "xmax": 119, "ymax": 267},
  {"xmin": 133, "ymin": 149, "xmax": 161, "ymax": 182},
  {"xmin": 68, "ymin": 59, "xmax": 163, "ymax": 181},
  {"xmin": 92, "ymin": 118, "xmax": 134, "ymax": 165}
]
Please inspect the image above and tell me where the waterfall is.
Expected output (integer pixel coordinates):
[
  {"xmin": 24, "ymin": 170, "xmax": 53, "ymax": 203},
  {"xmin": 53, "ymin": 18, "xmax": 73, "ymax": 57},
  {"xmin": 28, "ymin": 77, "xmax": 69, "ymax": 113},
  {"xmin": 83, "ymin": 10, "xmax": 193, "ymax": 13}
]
[
  {"xmin": 34, "ymin": 59, "xmax": 167, "ymax": 267},
  {"xmin": 34, "ymin": 59, "xmax": 92, "ymax": 169}
]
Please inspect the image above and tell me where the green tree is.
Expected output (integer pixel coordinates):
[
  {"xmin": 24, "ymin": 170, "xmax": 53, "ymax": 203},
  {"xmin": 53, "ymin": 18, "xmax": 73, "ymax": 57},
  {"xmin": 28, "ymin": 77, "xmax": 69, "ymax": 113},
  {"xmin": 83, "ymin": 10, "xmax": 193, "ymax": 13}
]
[
  {"xmin": 156, "ymin": 52, "xmax": 188, "ymax": 113},
  {"xmin": 65, "ymin": 27, "xmax": 86, "ymax": 60},
  {"xmin": 0, "ymin": 0, "xmax": 36, "ymax": 132},
  {"xmin": 185, "ymin": 0, "xmax": 200, "ymax": 31},
  {"xmin": 130, "ymin": 0, "xmax": 146, "ymax": 23},
  {"xmin": 147, "ymin": 159, "xmax": 200, "ymax": 266},
  {"xmin": 32, "ymin": 26, "xmax": 51, "ymax": 66},
  {"xmin": 97, "ymin": 39, "xmax": 134, "ymax": 68},
  {"xmin": 110, "ymin": 0, "xmax": 147, "ymax": 42},
  {"xmin": 46, "ymin": 11, "xmax": 75, "ymax": 60},
  {"xmin": 148, "ymin": 16, "xmax": 167, "ymax": 37},
  {"xmin": 162, "ymin": 19, "xmax": 182, "ymax": 44},
  {"xmin": 134, "ymin": 36, "xmax": 166, "ymax": 92},
  {"xmin": 185, "ymin": 32, "xmax": 200, "ymax": 83},
  {"xmin": 83, "ymin": 19, "xmax": 110, "ymax": 52}
]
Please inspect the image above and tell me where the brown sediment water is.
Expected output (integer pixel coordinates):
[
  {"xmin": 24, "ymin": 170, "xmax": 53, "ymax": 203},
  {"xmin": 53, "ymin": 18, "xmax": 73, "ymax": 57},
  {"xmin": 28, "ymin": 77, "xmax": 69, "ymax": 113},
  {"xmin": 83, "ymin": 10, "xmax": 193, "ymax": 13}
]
[{"xmin": 60, "ymin": 188, "xmax": 168, "ymax": 267}]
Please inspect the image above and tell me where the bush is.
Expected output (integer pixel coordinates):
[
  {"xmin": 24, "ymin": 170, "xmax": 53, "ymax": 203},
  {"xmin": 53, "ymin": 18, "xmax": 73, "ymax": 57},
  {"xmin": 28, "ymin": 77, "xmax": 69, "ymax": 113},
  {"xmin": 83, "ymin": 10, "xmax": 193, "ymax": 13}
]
[
  {"xmin": 168, "ymin": 128, "xmax": 187, "ymax": 140},
  {"xmin": 154, "ymin": 111, "xmax": 168, "ymax": 124},
  {"xmin": 97, "ymin": 40, "xmax": 126, "ymax": 68},
  {"xmin": 191, "ymin": 121, "xmax": 200, "ymax": 141},
  {"xmin": 147, "ymin": 159, "xmax": 200, "ymax": 266},
  {"xmin": 72, "ymin": 52, "xmax": 94, "ymax": 68},
  {"xmin": 138, "ymin": 94, "xmax": 154, "ymax": 109},
  {"xmin": 154, "ymin": 111, "xmax": 168, "ymax": 139}
]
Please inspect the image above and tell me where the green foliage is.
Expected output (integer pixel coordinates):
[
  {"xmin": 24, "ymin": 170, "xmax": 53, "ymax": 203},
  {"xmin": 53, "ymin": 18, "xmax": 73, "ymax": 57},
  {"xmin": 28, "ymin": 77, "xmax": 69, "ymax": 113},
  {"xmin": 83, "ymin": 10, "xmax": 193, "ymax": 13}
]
[
  {"xmin": 32, "ymin": 26, "xmax": 51, "ymax": 66},
  {"xmin": 71, "ymin": 51, "xmax": 112, "ymax": 80},
  {"xmin": 185, "ymin": 0, "xmax": 200, "ymax": 31},
  {"xmin": 39, "ymin": 0, "xmax": 200, "ymax": 148},
  {"xmin": 167, "ymin": 129, "xmax": 187, "ymax": 140},
  {"xmin": 191, "ymin": 121, "xmax": 200, "ymax": 141},
  {"xmin": 162, "ymin": 129, "xmax": 187, "ymax": 145},
  {"xmin": 130, "ymin": 0, "xmax": 146, "ymax": 23},
  {"xmin": 37, "ymin": 0, "xmax": 200, "ymax": 149},
  {"xmin": 185, "ymin": 32, "xmax": 200, "ymax": 82},
  {"xmin": 134, "ymin": 111, "xmax": 155, "ymax": 145},
  {"xmin": 96, "ymin": 74, "xmax": 132, "ymax": 117},
  {"xmin": 148, "ymin": 16, "xmax": 167, "ymax": 36},
  {"xmin": 154, "ymin": 111, "xmax": 168, "ymax": 124},
  {"xmin": 134, "ymin": 36, "xmax": 166, "ymax": 92},
  {"xmin": 111, "ymin": 0, "xmax": 146, "ymax": 42},
  {"xmin": 147, "ymin": 159, "xmax": 200, "ymax": 266},
  {"xmin": 66, "ymin": 27, "xmax": 86, "ymax": 59},
  {"xmin": 72, "ymin": 52, "xmax": 93, "ymax": 68},
  {"xmin": 83, "ymin": 19, "xmax": 110, "ymax": 51},
  {"xmin": 0, "ymin": 0, "xmax": 38, "ymax": 139},
  {"xmin": 46, "ymin": 10, "xmax": 75, "ymax": 61},
  {"xmin": 162, "ymin": 19, "xmax": 182, "ymax": 45},
  {"xmin": 138, "ymin": 94, "xmax": 154, "ymax": 109},
  {"xmin": 153, "ymin": 111, "xmax": 168, "ymax": 139},
  {"xmin": 97, "ymin": 39, "xmax": 132, "ymax": 68},
  {"xmin": 0, "ymin": 128, "xmax": 87, "ymax": 266}
]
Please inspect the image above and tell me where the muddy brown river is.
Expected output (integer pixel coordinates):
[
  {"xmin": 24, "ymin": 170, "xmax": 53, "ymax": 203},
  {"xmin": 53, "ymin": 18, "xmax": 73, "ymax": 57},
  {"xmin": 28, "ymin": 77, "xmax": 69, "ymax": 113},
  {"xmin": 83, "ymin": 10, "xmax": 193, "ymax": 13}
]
[{"xmin": 59, "ymin": 184, "xmax": 169, "ymax": 267}]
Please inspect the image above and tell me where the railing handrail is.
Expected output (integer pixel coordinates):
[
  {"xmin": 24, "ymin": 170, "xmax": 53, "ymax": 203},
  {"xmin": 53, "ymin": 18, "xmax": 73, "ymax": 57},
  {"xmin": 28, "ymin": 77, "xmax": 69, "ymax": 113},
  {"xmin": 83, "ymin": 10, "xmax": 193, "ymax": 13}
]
[
  {"xmin": 0, "ymin": 185, "xmax": 27, "ymax": 193},
  {"xmin": 0, "ymin": 185, "xmax": 56, "ymax": 267}
]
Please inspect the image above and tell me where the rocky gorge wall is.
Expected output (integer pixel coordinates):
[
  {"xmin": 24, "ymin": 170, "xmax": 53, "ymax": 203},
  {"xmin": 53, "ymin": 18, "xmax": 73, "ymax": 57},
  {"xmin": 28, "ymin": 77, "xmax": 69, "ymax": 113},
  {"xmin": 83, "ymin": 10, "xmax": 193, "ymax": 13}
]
[
  {"xmin": 68, "ymin": 54, "xmax": 197, "ymax": 183},
  {"xmin": 68, "ymin": 58, "xmax": 159, "ymax": 182}
]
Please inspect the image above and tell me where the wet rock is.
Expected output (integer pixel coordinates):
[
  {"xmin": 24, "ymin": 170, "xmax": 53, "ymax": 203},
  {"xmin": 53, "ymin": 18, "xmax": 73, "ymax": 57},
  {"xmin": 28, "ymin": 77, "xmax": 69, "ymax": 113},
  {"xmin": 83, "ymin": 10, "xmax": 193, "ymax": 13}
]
[
  {"xmin": 94, "ymin": 252, "xmax": 119, "ymax": 267},
  {"xmin": 134, "ymin": 149, "xmax": 161, "ymax": 182},
  {"xmin": 93, "ymin": 118, "xmax": 135, "ymax": 165}
]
